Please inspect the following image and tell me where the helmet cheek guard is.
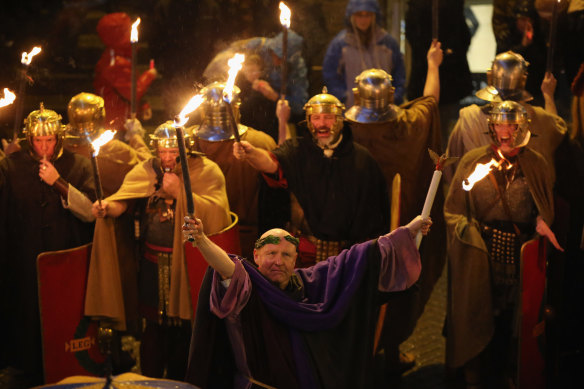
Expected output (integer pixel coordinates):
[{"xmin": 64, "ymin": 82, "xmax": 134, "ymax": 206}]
[
  {"xmin": 24, "ymin": 103, "xmax": 64, "ymax": 159},
  {"xmin": 487, "ymin": 100, "xmax": 531, "ymax": 149},
  {"xmin": 150, "ymin": 121, "xmax": 184, "ymax": 151},
  {"xmin": 304, "ymin": 87, "xmax": 345, "ymax": 142}
]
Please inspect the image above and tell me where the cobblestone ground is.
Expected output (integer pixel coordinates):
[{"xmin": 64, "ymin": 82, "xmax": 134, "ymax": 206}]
[{"xmin": 397, "ymin": 266, "xmax": 463, "ymax": 389}]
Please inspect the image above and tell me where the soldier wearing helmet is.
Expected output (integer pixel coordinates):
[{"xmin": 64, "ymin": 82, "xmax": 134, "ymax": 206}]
[
  {"xmin": 87, "ymin": 119, "xmax": 230, "ymax": 379},
  {"xmin": 345, "ymin": 41, "xmax": 445, "ymax": 377},
  {"xmin": 445, "ymin": 51, "xmax": 566, "ymax": 183},
  {"xmin": 445, "ymin": 99, "xmax": 562, "ymax": 387},
  {"xmin": 0, "ymin": 104, "xmax": 96, "ymax": 385},
  {"xmin": 188, "ymin": 81, "xmax": 277, "ymax": 257},
  {"xmin": 63, "ymin": 92, "xmax": 152, "ymax": 197},
  {"xmin": 233, "ymin": 87, "xmax": 389, "ymax": 266}
]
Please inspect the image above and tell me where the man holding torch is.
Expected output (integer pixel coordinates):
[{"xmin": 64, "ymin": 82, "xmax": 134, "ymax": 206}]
[
  {"xmin": 0, "ymin": 105, "xmax": 95, "ymax": 386},
  {"xmin": 444, "ymin": 100, "xmax": 562, "ymax": 388},
  {"xmin": 86, "ymin": 121, "xmax": 230, "ymax": 379},
  {"xmin": 233, "ymin": 87, "xmax": 390, "ymax": 267}
]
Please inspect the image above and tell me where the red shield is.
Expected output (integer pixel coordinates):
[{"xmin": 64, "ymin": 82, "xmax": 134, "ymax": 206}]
[
  {"xmin": 518, "ymin": 237, "xmax": 547, "ymax": 389},
  {"xmin": 185, "ymin": 212, "xmax": 241, "ymax": 315},
  {"xmin": 37, "ymin": 243, "xmax": 106, "ymax": 384}
]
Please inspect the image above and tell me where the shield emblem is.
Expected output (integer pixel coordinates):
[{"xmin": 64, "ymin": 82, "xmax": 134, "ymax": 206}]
[{"xmin": 37, "ymin": 243, "xmax": 106, "ymax": 383}]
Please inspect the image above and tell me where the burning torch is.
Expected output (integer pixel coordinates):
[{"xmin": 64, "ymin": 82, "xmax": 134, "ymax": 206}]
[
  {"xmin": 222, "ymin": 53, "xmax": 246, "ymax": 142},
  {"xmin": 13, "ymin": 46, "xmax": 41, "ymax": 137},
  {"xmin": 130, "ymin": 17, "xmax": 141, "ymax": 118},
  {"xmin": 0, "ymin": 88, "xmax": 16, "ymax": 109},
  {"xmin": 416, "ymin": 149, "xmax": 457, "ymax": 248},
  {"xmin": 90, "ymin": 130, "xmax": 116, "ymax": 206},
  {"xmin": 279, "ymin": 2, "xmax": 291, "ymax": 98},
  {"xmin": 173, "ymin": 94, "xmax": 205, "ymax": 216}
]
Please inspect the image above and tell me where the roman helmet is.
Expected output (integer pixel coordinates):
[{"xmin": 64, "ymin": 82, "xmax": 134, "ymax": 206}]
[
  {"xmin": 345, "ymin": 68, "xmax": 399, "ymax": 123},
  {"xmin": 23, "ymin": 103, "xmax": 64, "ymax": 159},
  {"xmin": 192, "ymin": 81, "xmax": 247, "ymax": 141},
  {"xmin": 66, "ymin": 92, "xmax": 106, "ymax": 141},
  {"xmin": 487, "ymin": 100, "xmax": 531, "ymax": 149},
  {"xmin": 476, "ymin": 51, "xmax": 532, "ymax": 102},
  {"xmin": 150, "ymin": 120, "xmax": 184, "ymax": 149},
  {"xmin": 304, "ymin": 87, "xmax": 345, "ymax": 143}
]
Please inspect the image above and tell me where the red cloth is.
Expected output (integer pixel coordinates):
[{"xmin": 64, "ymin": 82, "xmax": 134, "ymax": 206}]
[{"xmin": 94, "ymin": 13, "xmax": 156, "ymax": 131}]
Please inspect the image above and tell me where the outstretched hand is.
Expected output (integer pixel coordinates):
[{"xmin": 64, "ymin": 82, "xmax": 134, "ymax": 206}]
[
  {"xmin": 536, "ymin": 216, "xmax": 564, "ymax": 252},
  {"xmin": 406, "ymin": 216, "xmax": 432, "ymax": 238},
  {"xmin": 233, "ymin": 140, "xmax": 254, "ymax": 161},
  {"xmin": 183, "ymin": 216, "xmax": 205, "ymax": 244}
]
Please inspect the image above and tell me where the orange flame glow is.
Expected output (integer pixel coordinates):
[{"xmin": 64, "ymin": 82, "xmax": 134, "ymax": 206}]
[
  {"xmin": 462, "ymin": 150, "xmax": 513, "ymax": 191},
  {"xmin": 91, "ymin": 130, "xmax": 116, "ymax": 156},
  {"xmin": 21, "ymin": 47, "xmax": 42, "ymax": 66},
  {"xmin": 131, "ymin": 18, "xmax": 141, "ymax": 43},
  {"xmin": 0, "ymin": 88, "xmax": 16, "ymax": 108},
  {"xmin": 223, "ymin": 53, "xmax": 245, "ymax": 103},
  {"xmin": 175, "ymin": 94, "xmax": 205, "ymax": 127},
  {"xmin": 279, "ymin": 2, "xmax": 291, "ymax": 28}
]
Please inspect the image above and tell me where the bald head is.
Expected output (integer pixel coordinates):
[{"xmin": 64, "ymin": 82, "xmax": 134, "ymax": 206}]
[{"xmin": 253, "ymin": 229, "xmax": 298, "ymax": 289}]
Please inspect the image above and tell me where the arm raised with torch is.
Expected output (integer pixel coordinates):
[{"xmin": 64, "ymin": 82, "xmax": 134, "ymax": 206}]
[
  {"xmin": 173, "ymin": 94, "xmax": 205, "ymax": 217},
  {"xmin": 130, "ymin": 17, "xmax": 141, "ymax": 118},
  {"xmin": 222, "ymin": 53, "xmax": 246, "ymax": 143},
  {"xmin": 13, "ymin": 46, "xmax": 41, "ymax": 138},
  {"xmin": 416, "ymin": 149, "xmax": 457, "ymax": 248},
  {"xmin": 279, "ymin": 2, "xmax": 291, "ymax": 98}
]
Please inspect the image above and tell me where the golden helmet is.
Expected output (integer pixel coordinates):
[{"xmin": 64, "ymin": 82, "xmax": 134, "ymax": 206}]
[
  {"xmin": 150, "ymin": 120, "xmax": 184, "ymax": 149},
  {"xmin": 24, "ymin": 103, "xmax": 63, "ymax": 139},
  {"xmin": 304, "ymin": 87, "xmax": 345, "ymax": 142},
  {"xmin": 24, "ymin": 103, "xmax": 64, "ymax": 158},
  {"xmin": 67, "ymin": 92, "xmax": 106, "ymax": 139}
]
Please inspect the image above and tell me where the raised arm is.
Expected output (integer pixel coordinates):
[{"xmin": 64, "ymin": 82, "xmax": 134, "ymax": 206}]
[
  {"xmin": 233, "ymin": 140, "xmax": 279, "ymax": 173},
  {"xmin": 423, "ymin": 41, "xmax": 443, "ymax": 102},
  {"xmin": 183, "ymin": 216, "xmax": 235, "ymax": 279}
]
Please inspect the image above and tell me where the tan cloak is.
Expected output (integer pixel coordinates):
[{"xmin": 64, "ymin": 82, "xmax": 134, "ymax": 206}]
[{"xmin": 84, "ymin": 155, "xmax": 231, "ymax": 330}]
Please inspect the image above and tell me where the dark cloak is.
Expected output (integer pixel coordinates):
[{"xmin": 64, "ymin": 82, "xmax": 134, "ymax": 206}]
[
  {"xmin": 266, "ymin": 123, "xmax": 390, "ymax": 243},
  {"xmin": 0, "ymin": 147, "xmax": 95, "ymax": 382},
  {"xmin": 186, "ymin": 231, "xmax": 417, "ymax": 388},
  {"xmin": 351, "ymin": 96, "xmax": 447, "ymax": 347}
]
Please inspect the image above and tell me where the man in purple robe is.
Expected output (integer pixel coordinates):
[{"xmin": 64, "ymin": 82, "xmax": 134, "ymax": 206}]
[{"xmin": 182, "ymin": 215, "xmax": 431, "ymax": 388}]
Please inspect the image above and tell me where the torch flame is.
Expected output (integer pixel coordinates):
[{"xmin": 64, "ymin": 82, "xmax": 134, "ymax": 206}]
[
  {"xmin": 279, "ymin": 2, "xmax": 291, "ymax": 28},
  {"xmin": 21, "ymin": 47, "xmax": 42, "ymax": 66},
  {"xmin": 131, "ymin": 17, "xmax": 141, "ymax": 43},
  {"xmin": 91, "ymin": 130, "xmax": 116, "ymax": 156},
  {"xmin": 224, "ymin": 53, "xmax": 245, "ymax": 103},
  {"xmin": 462, "ymin": 150, "xmax": 513, "ymax": 191},
  {"xmin": 0, "ymin": 88, "xmax": 16, "ymax": 108},
  {"xmin": 174, "ymin": 94, "xmax": 205, "ymax": 127}
]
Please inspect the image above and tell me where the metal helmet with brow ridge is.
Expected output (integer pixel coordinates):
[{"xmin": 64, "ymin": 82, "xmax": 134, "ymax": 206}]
[
  {"xmin": 67, "ymin": 92, "xmax": 106, "ymax": 140},
  {"xmin": 24, "ymin": 103, "xmax": 64, "ymax": 158},
  {"xmin": 304, "ymin": 87, "xmax": 345, "ymax": 142},
  {"xmin": 150, "ymin": 120, "xmax": 184, "ymax": 150},
  {"xmin": 487, "ymin": 100, "xmax": 531, "ymax": 149},
  {"xmin": 476, "ymin": 51, "xmax": 532, "ymax": 102},
  {"xmin": 193, "ymin": 81, "xmax": 247, "ymax": 141},
  {"xmin": 345, "ymin": 68, "xmax": 399, "ymax": 123}
]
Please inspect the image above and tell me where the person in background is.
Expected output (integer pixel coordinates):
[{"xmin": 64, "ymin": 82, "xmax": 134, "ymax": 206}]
[{"xmin": 322, "ymin": 0, "xmax": 406, "ymax": 108}]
